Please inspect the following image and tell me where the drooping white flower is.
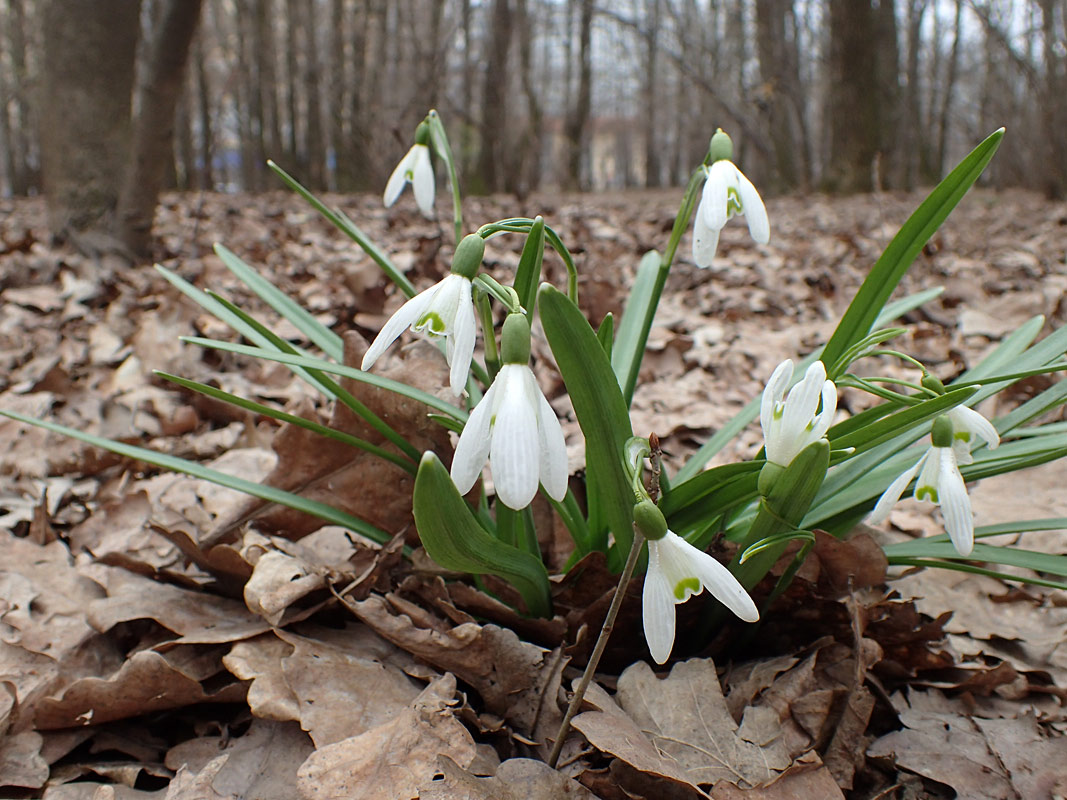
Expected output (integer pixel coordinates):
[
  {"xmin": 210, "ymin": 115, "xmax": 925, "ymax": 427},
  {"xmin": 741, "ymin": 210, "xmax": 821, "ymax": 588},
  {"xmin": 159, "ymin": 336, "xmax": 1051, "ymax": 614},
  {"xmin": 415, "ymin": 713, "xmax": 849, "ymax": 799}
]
[
  {"xmin": 450, "ymin": 363, "xmax": 569, "ymax": 510},
  {"xmin": 869, "ymin": 409, "xmax": 999, "ymax": 556},
  {"xmin": 760, "ymin": 359, "xmax": 837, "ymax": 468},
  {"xmin": 383, "ymin": 142, "xmax": 435, "ymax": 217},
  {"xmin": 643, "ymin": 531, "xmax": 759, "ymax": 664},
  {"xmin": 691, "ymin": 130, "xmax": 769, "ymax": 267},
  {"xmin": 450, "ymin": 314, "xmax": 565, "ymax": 510},
  {"xmin": 361, "ymin": 272, "xmax": 476, "ymax": 396}
]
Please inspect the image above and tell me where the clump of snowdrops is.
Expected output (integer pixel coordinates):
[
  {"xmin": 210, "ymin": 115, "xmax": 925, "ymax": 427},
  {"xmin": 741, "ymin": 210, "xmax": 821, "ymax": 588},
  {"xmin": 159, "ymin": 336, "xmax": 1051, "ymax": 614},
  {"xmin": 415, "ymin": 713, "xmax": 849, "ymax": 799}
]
[{"xmin": 6, "ymin": 116, "xmax": 1067, "ymax": 745}]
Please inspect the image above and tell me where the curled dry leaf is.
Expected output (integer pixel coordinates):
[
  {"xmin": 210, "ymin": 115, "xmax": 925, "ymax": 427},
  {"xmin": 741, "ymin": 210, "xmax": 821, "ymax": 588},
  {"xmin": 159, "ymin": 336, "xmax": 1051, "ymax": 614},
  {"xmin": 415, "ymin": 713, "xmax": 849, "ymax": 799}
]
[
  {"xmin": 345, "ymin": 593, "xmax": 564, "ymax": 738},
  {"xmin": 242, "ymin": 550, "xmax": 324, "ymax": 626},
  {"xmin": 0, "ymin": 730, "xmax": 49, "ymax": 789},
  {"xmin": 296, "ymin": 673, "xmax": 475, "ymax": 800},
  {"xmin": 419, "ymin": 755, "xmax": 600, "ymax": 799}
]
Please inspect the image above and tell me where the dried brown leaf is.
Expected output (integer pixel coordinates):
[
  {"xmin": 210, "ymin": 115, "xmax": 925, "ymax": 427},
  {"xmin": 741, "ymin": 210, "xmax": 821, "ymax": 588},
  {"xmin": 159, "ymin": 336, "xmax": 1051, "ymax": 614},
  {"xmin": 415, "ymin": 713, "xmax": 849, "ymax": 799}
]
[{"xmin": 419, "ymin": 755, "xmax": 600, "ymax": 799}]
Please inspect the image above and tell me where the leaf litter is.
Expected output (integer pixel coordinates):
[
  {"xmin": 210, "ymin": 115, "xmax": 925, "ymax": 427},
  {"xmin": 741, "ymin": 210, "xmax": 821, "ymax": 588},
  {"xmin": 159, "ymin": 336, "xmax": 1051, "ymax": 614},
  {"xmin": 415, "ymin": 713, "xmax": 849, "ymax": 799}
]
[{"xmin": 1, "ymin": 188, "xmax": 1066, "ymax": 797}]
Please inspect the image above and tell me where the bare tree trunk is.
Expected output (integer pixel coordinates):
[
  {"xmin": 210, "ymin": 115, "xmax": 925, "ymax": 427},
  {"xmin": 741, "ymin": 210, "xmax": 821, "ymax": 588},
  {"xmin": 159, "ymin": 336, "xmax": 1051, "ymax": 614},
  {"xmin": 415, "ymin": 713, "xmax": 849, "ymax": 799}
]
[
  {"xmin": 515, "ymin": 0, "xmax": 544, "ymax": 196},
  {"xmin": 641, "ymin": 0, "xmax": 662, "ymax": 188},
  {"xmin": 754, "ymin": 0, "xmax": 807, "ymax": 191},
  {"xmin": 1039, "ymin": 0, "xmax": 1067, "ymax": 198},
  {"xmin": 4, "ymin": 0, "xmax": 35, "ymax": 194},
  {"xmin": 285, "ymin": 0, "xmax": 301, "ymax": 168},
  {"xmin": 901, "ymin": 0, "xmax": 928, "ymax": 189},
  {"xmin": 934, "ymin": 0, "xmax": 962, "ymax": 178},
  {"xmin": 302, "ymin": 0, "xmax": 325, "ymax": 187},
  {"xmin": 116, "ymin": 0, "xmax": 203, "ymax": 257},
  {"xmin": 825, "ymin": 0, "xmax": 898, "ymax": 192},
  {"xmin": 40, "ymin": 0, "xmax": 141, "ymax": 242},
  {"xmin": 476, "ymin": 0, "xmax": 513, "ymax": 193},
  {"xmin": 194, "ymin": 33, "xmax": 213, "ymax": 191},
  {"xmin": 236, "ymin": 2, "xmax": 262, "ymax": 190},
  {"xmin": 563, "ymin": 0, "xmax": 593, "ymax": 191}
]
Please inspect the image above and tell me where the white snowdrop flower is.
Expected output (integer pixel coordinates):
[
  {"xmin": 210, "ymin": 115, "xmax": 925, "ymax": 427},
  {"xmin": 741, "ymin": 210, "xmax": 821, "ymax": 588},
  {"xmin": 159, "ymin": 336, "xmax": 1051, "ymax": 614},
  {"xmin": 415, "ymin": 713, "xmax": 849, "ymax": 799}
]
[
  {"xmin": 643, "ymin": 530, "xmax": 759, "ymax": 665},
  {"xmin": 869, "ymin": 410, "xmax": 999, "ymax": 557},
  {"xmin": 361, "ymin": 235, "xmax": 484, "ymax": 396},
  {"xmin": 450, "ymin": 314, "xmax": 568, "ymax": 510},
  {"xmin": 692, "ymin": 129, "xmax": 770, "ymax": 267},
  {"xmin": 383, "ymin": 139, "xmax": 435, "ymax": 217},
  {"xmin": 760, "ymin": 359, "xmax": 837, "ymax": 468}
]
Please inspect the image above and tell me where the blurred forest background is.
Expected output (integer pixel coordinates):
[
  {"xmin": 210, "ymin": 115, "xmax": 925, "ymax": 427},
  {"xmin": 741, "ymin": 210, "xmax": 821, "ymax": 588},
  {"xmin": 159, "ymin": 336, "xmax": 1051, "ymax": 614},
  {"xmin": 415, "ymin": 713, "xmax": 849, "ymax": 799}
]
[{"xmin": 0, "ymin": 0, "xmax": 1065, "ymax": 260}]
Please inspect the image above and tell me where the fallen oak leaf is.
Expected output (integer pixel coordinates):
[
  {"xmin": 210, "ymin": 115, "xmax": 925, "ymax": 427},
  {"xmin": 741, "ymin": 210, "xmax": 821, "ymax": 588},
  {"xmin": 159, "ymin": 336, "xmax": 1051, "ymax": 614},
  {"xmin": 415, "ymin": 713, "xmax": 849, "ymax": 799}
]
[{"xmin": 419, "ymin": 755, "xmax": 600, "ymax": 799}]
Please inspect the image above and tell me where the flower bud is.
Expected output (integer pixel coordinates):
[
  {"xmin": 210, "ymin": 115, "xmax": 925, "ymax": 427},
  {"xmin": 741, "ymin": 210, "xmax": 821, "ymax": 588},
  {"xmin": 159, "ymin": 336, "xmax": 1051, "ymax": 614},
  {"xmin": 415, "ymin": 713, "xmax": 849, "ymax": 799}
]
[
  {"xmin": 500, "ymin": 312, "xmax": 531, "ymax": 365},
  {"xmin": 633, "ymin": 499, "xmax": 669, "ymax": 541},
  {"xmin": 450, "ymin": 233, "xmax": 485, "ymax": 280},
  {"xmin": 921, "ymin": 373, "xmax": 946, "ymax": 395}
]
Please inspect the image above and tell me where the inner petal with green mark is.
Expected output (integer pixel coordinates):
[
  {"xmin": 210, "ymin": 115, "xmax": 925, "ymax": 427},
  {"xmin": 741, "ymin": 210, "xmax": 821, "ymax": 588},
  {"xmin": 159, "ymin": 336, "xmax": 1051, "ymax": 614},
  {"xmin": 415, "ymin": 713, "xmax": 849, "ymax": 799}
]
[
  {"xmin": 727, "ymin": 186, "xmax": 743, "ymax": 216},
  {"xmin": 954, "ymin": 431, "xmax": 971, "ymax": 442},
  {"xmin": 674, "ymin": 577, "xmax": 701, "ymax": 600},
  {"xmin": 416, "ymin": 311, "xmax": 446, "ymax": 336},
  {"xmin": 916, "ymin": 485, "xmax": 939, "ymax": 503}
]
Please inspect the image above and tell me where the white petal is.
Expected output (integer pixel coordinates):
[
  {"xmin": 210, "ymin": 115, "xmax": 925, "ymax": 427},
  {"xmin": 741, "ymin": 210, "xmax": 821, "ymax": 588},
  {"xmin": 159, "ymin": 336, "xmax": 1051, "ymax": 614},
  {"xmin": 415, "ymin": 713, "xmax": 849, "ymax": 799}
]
[
  {"xmin": 448, "ymin": 279, "xmax": 477, "ymax": 396},
  {"xmin": 760, "ymin": 360, "xmax": 793, "ymax": 439},
  {"xmin": 361, "ymin": 285, "xmax": 436, "ymax": 371},
  {"xmin": 914, "ymin": 446, "xmax": 944, "ymax": 502},
  {"xmin": 535, "ymin": 387, "xmax": 569, "ymax": 501},
  {"xmin": 701, "ymin": 161, "xmax": 731, "ymax": 232},
  {"xmin": 489, "ymin": 366, "xmax": 540, "ymax": 509},
  {"xmin": 450, "ymin": 379, "xmax": 498, "ymax": 495},
  {"xmin": 691, "ymin": 203, "xmax": 720, "ymax": 268},
  {"xmin": 937, "ymin": 448, "xmax": 973, "ymax": 556},
  {"xmin": 948, "ymin": 406, "xmax": 999, "ymax": 450},
  {"xmin": 810, "ymin": 379, "xmax": 838, "ymax": 441},
  {"xmin": 642, "ymin": 540, "xmax": 677, "ymax": 664},
  {"xmin": 869, "ymin": 453, "xmax": 925, "ymax": 524},
  {"xmin": 411, "ymin": 145, "xmax": 435, "ymax": 217},
  {"xmin": 683, "ymin": 541, "xmax": 759, "ymax": 622},
  {"xmin": 735, "ymin": 168, "xmax": 770, "ymax": 244},
  {"xmin": 771, "ymin": 360, "xmax": 826, "ymax": 465},
  {"xmin": 383, "ymin": 147, "xmax": 415, "ymax": 208}
]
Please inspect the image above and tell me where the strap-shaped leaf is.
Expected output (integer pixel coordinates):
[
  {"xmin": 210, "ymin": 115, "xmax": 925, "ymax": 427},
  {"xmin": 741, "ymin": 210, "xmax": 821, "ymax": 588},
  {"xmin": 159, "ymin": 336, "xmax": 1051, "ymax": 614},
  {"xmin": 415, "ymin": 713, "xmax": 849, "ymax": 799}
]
[
  {"xmin": 538, "ymin": 283, "xmax": 635, "ymax": 564},
  {"xmin": 820, "ymin": 128, "xmax": 1003, "ymax": 369},
  {"xmin": 611, "ymin": 249, "xmax": 662, "ymax": 404},
  {"xmin": 0, "ymin": 409, "xmax": 392, "ymax": 545},
  {"xmin": 513, "ymin": 216, "xmax": 545, "ymax": 320},
  {"xmin": 413, "ymin": 453, "xmax": 551, "ymax": 617}
]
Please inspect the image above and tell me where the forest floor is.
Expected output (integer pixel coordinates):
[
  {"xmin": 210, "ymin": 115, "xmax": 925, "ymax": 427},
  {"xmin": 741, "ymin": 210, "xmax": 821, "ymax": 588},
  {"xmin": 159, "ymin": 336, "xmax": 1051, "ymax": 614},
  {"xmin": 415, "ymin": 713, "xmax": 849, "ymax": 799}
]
[{"xmin": 2, "ymin": 185, "xmax": 1067, "ymax": 799}]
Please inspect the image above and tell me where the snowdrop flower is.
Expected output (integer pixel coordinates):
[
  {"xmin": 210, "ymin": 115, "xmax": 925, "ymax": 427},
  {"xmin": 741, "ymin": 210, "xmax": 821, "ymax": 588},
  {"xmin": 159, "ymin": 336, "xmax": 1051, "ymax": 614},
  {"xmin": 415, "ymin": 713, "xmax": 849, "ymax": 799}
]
[
  {"xmin": 869, "ymin": 408, "xmax": 999, "ymax": 556},
  {"xmin": 692, "ymin": 129, "xmax": 770, "ymax": 267},
  {"xmin": 635, "ymin": 500, "xmax": 758, "ymax": 664},
  {"xmin": 761, "ymin": 359, "xmax": 837, "ymax": 468},
  {"xmin": 383, "ymin": 122, "xmax": 434, "ymax": 217},
  {"xmin": 451, "ymin": 313, "xmax": 568, "ymax": 510},
  {"xmin": 361, "ymin": 234, "xmax": 483, "ymax": 396}
]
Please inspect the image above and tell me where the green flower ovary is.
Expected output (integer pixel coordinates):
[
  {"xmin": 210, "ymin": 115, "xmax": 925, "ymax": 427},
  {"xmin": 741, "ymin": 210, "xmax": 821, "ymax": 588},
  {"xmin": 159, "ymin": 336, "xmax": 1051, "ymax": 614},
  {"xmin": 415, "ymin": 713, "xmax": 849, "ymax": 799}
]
[{"xmin": 674, "ymin": 577, "xmax": 701, "ymax": 600}]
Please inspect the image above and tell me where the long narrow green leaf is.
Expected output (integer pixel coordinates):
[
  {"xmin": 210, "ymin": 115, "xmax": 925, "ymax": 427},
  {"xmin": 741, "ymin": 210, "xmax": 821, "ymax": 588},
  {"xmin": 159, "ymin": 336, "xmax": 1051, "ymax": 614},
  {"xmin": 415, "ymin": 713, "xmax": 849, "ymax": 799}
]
[
  {"xmin": 884, "ymin": 541, "xmax": 1067, "ymax": 578},
  {"xmin": 538, "ymin": 283, "xmax": 635, "ymax": 564},
  {"xmin": 886, "ymin": 558, "xmax": 1067, "ymax": 590},
  {"xmin": 180, "ymin": 337, "xmax": 466, "ymax": 421},
  {"xmin": 213, "ymin": 243, "xmax": 344, "ymax": 361},
  {"xmin": 820, "ymin": 128, "xmax": 1003, "ymax": 369},
  {"xmin": 155, "ymin": 372, "xmax": 415, "ymax": 473},
  {"xmin": 513, "ymin": 216, "xmax": 545, "ymax": 319},
  {"xmin": 157, "ymin": 265, "xmax": 335, "ymax": 398},
  {"xmin": 266, "ymin": 160, "xmax": 416, "ymax": 297},
  {"xmin": 830, "ymin": 387, "xmax": 976, "ymax": 454},
  {"xmin": 612, "ymin": 249, "xmax": 662, "ymax": 404},
  {"xmin": 0, "ymin": 409, "xmax": 391, "ymax": 544},
  {"xmin": 413, "ymin": 453, "xmax": 551, "ymax": 617}
]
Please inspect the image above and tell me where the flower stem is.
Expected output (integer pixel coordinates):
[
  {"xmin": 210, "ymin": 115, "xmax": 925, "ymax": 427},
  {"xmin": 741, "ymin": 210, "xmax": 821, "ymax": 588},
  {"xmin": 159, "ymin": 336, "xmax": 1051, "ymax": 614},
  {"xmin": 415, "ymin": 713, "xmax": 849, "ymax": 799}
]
[{"xmin": 547, "ymin": 527, "xmax": 644, "ymax": 769}]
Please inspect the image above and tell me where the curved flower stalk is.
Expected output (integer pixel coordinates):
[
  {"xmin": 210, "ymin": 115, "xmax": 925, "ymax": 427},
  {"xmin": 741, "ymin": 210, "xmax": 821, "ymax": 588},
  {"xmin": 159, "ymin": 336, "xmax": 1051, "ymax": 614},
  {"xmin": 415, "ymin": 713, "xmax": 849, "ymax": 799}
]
[
  {"xmin": 643, "ymin": 530, "xmax": 759, "ymax": 664},
  {"xmin": 383, "ymin": 122, "xmax": 435, "ymax": 217},
  {"xmin": 692, "ymin": 129, "xmax": 770, "ymax": 267},
  {"xmin": 761, "ymin": 359, "xmax": 837, "ymax": 468},
  {"xmin": 361, "ymin": 234, "xmax": 484, "ymax": 396},
  {"xmin": 869, "ymin": 408, "xmax": 1000, "ymax": 556},
  {"xmin": 450, "ymin": 314, "xmax": 568, "ymax": 510}
]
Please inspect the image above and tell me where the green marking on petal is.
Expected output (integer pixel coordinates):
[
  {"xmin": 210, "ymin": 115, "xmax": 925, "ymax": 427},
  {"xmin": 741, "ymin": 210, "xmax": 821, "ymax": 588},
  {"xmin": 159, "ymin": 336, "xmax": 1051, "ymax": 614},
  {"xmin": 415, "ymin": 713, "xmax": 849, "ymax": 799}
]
[
  {"xmin": 416, "ymin": 310, "xmax": 447, "ymax": 336},
  {"xmin": 727, "ymin": 186, "xmax": 743, "ymax": 215},
  {"xmin": 916, "ymin": 485, "xmax": 939, "ymax": 503},
  {"xmin": 674, "ymin": 577, "xmax": 701, "ymax": 600},
  {"xmin": 954, "ymin": 431, "xmax": 971, "ymax": 442}
]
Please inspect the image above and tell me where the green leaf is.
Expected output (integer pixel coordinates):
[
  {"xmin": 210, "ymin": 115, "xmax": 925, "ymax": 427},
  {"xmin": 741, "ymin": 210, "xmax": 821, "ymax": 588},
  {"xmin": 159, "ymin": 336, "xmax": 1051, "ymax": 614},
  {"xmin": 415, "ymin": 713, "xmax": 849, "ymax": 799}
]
[
  {"xmin": 513, "ymin": 216, "xmax": 545, "ymax": 320},
  {"xmin": 820, "ymin": 129, "xmax": 1003, "ymax": 371},
  {"xmin": 0, "ymin": 409, "xmax": 391, "ymax": 544},
  {"xmin": 267, "ymin": 160, "xmax": 415, "ymax": 297},
  {"xmin": 612, "ymin": 249, "xmax": 663, "ymax": 404},
  {"xmin": 829, "ymin": 387, "xmax": 977, "ymax": 456},
  {"xmin": 597, "ymin": 312, "xmax": 614, "ymax": 358},
  {"xmin": 155, "ymin": 372, "xmax": 416, "ymax": 473},
  {"xmin": 538, "ymin": 283, "xmax": 635, "ymax": 564},
  {"xmin": 213, "ymin": 243, "xmax": 343, "ymax": 361},
  {"xmin": 413, "ymin": 453, "xmax": 551, "ymax": 617}
]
